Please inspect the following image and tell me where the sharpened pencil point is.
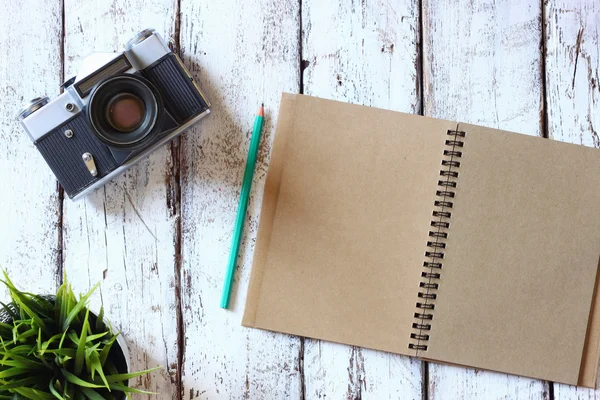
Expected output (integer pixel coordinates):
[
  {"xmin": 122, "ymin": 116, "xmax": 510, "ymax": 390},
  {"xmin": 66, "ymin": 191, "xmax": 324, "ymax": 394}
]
[{"xmin": 258, "ymin": 104, "xmax": 265, "ymax": 117}]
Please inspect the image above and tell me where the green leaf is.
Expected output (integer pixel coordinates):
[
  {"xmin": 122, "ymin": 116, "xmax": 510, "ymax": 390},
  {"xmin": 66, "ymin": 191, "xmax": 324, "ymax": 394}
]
[
  {"xmin": 105, "ymin": 366, "xmax": 161, "ymax": 383},
  {"xmin": 0, "ymin": 302, "xmax": 19, "ymax": 321},
  {"xmin": 85, "ymin": 332, "xmax": 108, "ymax": 343},
  {"xmin": 42, "ymin": 348, "xmax": 76, "ymax": 358},
  {"xmin": 0, "ymin": 320, "xmax": 15, "ymax": 336},
  {"xmin": 56, "ymin": 283, "xmax": 69, "ymax": 330},
  {"xmin": 11, "ymin": 387, "xmax": 55, "ymax": 400},
  {"xmin": 1, "ymin": 276, "xmax": 49, "ymax": 331},
  {"xmin": 94, "ymin": 307, "xmax": 104, "ymax": 333},
  {"xmin": 7, "ymin": 344, "xmax": 38, "ymax": 355},
  {"xmin": 28, "ymin": 295, "xmax": 54, "ymax": 318},
  {"xmin": 48, "ymin": 379, "xmax": 65, "ymax": 400},
  {"xmin": 0, "ymin": 352, "xmax": 46, "ymax": 369},
  {"xmin": 104, "ymin": 361, "xmax": 119, "ymax": 375},
  {"xmin": 105, "ymin": 382, "xmax": 155, "ymax": 395},
  {"xmin": 39, "ymin": 333, "xmax": 65, "ymax": 355},
  {"xmin": 74, "ymin": 309, "xmax": 90, "ymax": 375},
  {"xmin": 61, "ymin": 355, "xmax": 72, "ymax": 364},
  {"xmin": 64, "ymin": 380, "xmax": 74, "ymax": 400},
  {"xmin": 57, "ymin": 330, "xmax": 68, "ymax": 351},
  {"xmin": 13, "ymin": 328, "xmax": 39, "ymax": 343},
  {"xmin": 98, "ymin": 335, "xmax": 119, "ymax": 366},
  {"xmin": 61, "ymin": 369, "xmax": 104, "ymax": 389},
  {"xmin": 0, "ymin": 367, "xmax": 31, "ymax": 378},
  {"xmin": 62, "ymin": 283, "xmax": 99, "ymax": 332},
  {"xmin": 88, "ymin": 351, "xmax": 108, "ymax": 390},
  {"xmin": 0, "ymin": 376, "xmax": 42, "ymax": 389},
  {"xmin": 79, "ymin": 388, "xmax": 105, "ymax": 400},
  {"xmin": 67, "ymin": 332, "xmax": 79, "ymax": 346}
]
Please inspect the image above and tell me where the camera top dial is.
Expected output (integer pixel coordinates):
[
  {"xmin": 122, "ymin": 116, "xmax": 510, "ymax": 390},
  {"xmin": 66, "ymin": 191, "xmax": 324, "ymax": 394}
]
[
  {"xmin": 125, "ymin": 29, "xmax": 156, "ymax": 51},
  {"xmin": 17, "ymin": 97, "xmax": 49, "ymax": 121}
]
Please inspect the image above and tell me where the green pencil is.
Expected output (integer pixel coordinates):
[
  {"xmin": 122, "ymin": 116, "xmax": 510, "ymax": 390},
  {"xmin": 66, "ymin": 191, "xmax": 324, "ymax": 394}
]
[{"xmin": 221, "ymin": 104, "xmax": 265, "ymax": 309}]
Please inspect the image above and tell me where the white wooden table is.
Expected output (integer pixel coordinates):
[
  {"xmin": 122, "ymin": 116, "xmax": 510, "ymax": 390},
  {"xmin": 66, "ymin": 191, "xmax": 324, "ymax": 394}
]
[{"xmin": 1, "ymin": 0, "xmax": 598, "ymax": 399}]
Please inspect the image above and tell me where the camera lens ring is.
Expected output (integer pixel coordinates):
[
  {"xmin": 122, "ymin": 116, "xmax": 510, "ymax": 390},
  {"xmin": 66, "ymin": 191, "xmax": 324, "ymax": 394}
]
[{"xmin": 87, "ymin": 74, "xmax": 164, "ymax": 150}]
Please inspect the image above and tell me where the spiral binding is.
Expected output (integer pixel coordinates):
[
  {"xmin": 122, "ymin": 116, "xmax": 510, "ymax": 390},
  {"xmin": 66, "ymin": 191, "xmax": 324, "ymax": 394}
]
[{"xmin": 408, "ymin": 128, "xmax": 465, "ymax": 354}]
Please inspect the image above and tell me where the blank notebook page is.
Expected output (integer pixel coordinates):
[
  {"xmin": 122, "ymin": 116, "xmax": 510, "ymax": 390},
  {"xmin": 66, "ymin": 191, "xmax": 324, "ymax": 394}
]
[
  {"xmin": 243, "ymin": 94, "xmax": 456, "ymax": 355},
  {"xmin": 427, "ymin": 123, "xmax": 600, "ymax": 385}
]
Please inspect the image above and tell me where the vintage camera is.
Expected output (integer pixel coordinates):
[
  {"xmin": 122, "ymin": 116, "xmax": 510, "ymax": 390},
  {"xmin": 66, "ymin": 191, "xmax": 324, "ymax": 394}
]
[{"xmin": 17, "ymin": 29, "xmax": 210, "ymax": 200}]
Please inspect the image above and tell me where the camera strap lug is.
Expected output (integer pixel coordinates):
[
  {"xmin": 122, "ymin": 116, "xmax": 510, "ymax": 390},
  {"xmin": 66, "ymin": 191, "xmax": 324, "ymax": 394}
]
[{"xmin": 82, "ymin": 153, "xmax": 98, "ymax": 177}]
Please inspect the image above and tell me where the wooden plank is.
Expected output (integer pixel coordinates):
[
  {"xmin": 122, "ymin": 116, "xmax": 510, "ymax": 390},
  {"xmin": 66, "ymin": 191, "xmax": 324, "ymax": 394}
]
[
  {"xmin": 546, "ymin": 1, "xmax": 600, "ymax": 398},
  {"xmin": 60, "ymin": 2, "xmax": 180, "ymax": 397},
  {"xmin": 423, "ymin": 0, "xmax": 551, "ymax": 398},
  {"xmin": 301, "ymin": 1, "xmax": 423, "ymax": 398},
  {"xmin": 0, "ymin": 1, "xmax": 61, "ymax": 293},
  {"xmin": 178, "ymin": 1, "xmax": 302, "ymax": 398},
  {"xmin": 545, "ymin": 1, "xmax": 599, "ymax": 148}
]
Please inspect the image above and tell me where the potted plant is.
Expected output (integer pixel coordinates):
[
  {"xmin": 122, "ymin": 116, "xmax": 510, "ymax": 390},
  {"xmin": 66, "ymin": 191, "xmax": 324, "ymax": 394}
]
[{"xmin": 0, "ymin": 271, "xmax": 158, "ymax": 399}]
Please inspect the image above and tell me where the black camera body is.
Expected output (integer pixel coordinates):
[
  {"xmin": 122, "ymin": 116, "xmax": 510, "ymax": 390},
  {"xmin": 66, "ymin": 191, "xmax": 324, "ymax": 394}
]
[{"xmin": 18, "ymin": 29, "xmax": 210, "ymax": 200}]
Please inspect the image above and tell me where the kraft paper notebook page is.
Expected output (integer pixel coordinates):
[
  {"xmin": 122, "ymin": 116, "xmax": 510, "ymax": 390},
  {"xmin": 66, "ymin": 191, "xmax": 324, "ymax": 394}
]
[{"xmin": 242, "ymin": 93, "xmax": 600, "ymax": 387}]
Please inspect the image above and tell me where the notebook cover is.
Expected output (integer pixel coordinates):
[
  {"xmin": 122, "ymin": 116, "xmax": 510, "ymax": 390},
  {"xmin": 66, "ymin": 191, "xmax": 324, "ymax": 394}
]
[{"xmin": 242, "ymin": 93, "xmax": 600, "ymax": 387}]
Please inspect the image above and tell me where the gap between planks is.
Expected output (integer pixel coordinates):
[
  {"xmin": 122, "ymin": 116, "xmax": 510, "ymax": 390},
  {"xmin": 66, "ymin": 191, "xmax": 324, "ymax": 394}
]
[
  {"xmin": 56, "ymin": 0, "xmax": 66, "ymax": 287},
  {"xmin": 298, "ymin": 1, "xmax": 307, "ymax": 399},
  {"xmin": 170, "ymin": 0, "xmax": 185, "ymax": 399}
]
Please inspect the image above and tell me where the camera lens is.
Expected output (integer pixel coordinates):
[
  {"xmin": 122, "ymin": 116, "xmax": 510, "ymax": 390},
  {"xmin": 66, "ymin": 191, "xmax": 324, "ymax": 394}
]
[
  {"xmin": 106, "ymin": 93, "xmax": 146, "ymax": 132},
  {"xmin": 87, "ymin": 74, "xmax": 164, "ymax": 150}
]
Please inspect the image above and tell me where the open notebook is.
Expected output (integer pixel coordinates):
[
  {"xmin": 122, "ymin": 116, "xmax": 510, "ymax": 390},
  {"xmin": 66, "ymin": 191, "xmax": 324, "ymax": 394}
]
[{"xmin": 242, "ymin": 93, "xmax": 600, "ymax": 387}]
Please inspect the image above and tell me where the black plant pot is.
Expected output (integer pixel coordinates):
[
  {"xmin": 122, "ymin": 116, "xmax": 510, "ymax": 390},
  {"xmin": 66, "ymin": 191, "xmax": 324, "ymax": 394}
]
[{"xmin": 0, "ymin": 297, "xmax": 130, "ymax": 399}]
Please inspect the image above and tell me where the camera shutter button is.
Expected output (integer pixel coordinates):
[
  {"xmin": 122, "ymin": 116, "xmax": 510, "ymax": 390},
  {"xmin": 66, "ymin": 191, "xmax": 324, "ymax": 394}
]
[{"xmin": 82, "ymin": 153, "xmax": 98, "ymax": 177}]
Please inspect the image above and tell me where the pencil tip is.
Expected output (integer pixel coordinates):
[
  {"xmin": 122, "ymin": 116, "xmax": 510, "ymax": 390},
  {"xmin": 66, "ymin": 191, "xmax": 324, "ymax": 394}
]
[{"xmin": 258, "ymin": 104, "xmax": 265, "ymax": 117}]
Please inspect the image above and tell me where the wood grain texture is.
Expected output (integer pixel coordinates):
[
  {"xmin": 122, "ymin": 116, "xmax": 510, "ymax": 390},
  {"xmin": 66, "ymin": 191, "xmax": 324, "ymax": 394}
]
[
  {"xmin": 423, "ymin": 0, "xmax": 550, "ymax": 398},
  {"xmin": 301, "ymin": 1, "xmax": 423, "ymax": 398},
  {"xmin": 424, "ymin": 0, "xmax": 544, "ymax": 134},
  {"xmin": 0, "ymin": 0, "xmax": 61, "ymax": 293},
  {"xmin": 61, "ymin": 1, "xmax": 180, "ymax": 397},
  {"xmin": 4, "ymin": 1, "xmax": 600, "ymax": 398},
  {"xmin": 545, "ymin": 1, "xmax": 599, "ymax": 148},
  {"xmin": 546, "ymin": 1, "xmax": 600, "ymax": 398},
  {"xmin": 178, "ymin": 0, "xmax": 302, "ymax": 398}
]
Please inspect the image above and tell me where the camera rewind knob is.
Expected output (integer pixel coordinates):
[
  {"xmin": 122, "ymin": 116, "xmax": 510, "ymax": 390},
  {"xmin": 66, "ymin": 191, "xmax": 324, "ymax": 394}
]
[
  {"xmin": 16, "ymin": 97, "xmax": 49, "ymax": 121},
  {"xmin": 125, "ymin": 28, "xmax": 156, "ymax": 50}
]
